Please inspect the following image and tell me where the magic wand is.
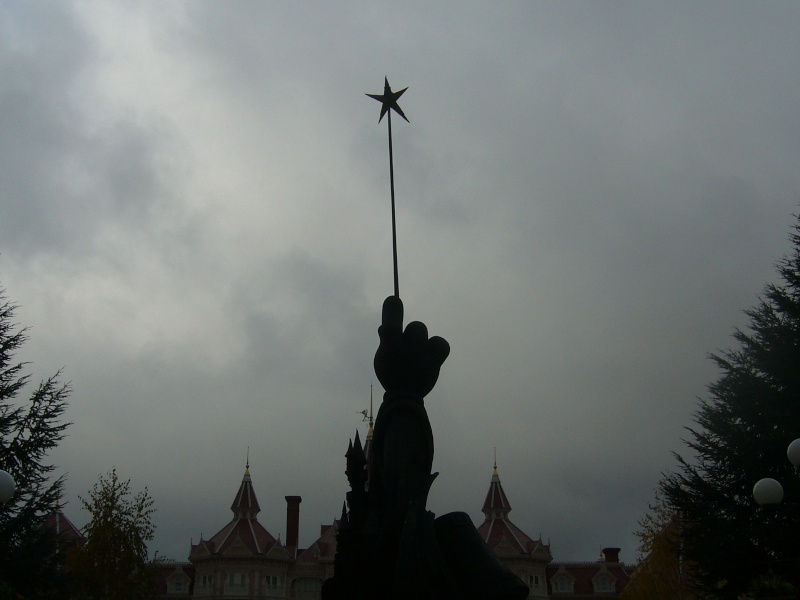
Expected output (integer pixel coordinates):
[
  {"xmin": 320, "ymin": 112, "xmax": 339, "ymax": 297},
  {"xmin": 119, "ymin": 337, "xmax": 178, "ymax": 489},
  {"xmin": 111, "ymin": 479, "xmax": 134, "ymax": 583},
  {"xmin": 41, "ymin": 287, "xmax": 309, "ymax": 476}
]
[{"xmin": 367, "ymin": 77, "xmax": 409, "ymax": 299}]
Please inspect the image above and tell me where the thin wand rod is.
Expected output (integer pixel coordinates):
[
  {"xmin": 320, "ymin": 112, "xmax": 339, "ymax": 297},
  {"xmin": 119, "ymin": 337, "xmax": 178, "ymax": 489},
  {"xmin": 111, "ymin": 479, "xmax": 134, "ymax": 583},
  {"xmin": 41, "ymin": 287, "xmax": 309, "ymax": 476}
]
[{"xmin": 387, "ymin": 109, "xmax": 400, "ymax": 298}]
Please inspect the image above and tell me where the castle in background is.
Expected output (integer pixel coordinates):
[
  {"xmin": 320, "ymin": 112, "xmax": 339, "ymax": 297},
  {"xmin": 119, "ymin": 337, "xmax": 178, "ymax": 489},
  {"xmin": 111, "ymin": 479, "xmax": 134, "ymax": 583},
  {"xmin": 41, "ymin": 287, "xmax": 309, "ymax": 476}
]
[{"xmin": 149, "ymin": 424, "xmax": 630, "ymax": 599}]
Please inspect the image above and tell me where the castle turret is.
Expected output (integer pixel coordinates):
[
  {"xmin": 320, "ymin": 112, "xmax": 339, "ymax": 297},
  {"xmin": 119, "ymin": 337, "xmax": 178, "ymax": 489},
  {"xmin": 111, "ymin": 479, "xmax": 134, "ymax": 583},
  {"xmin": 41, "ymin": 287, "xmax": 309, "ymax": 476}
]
[{"xmin": 477, "ymin": 461, "xmax": 552, "ymax": 598}]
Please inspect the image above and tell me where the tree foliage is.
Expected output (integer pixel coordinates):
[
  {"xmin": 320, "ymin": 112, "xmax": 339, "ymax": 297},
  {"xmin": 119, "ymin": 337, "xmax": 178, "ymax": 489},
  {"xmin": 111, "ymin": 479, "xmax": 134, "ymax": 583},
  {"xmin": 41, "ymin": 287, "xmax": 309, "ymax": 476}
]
[
  {"xmin": 748, "ymin": 571, "xmax": 797, "ymax": 600},
  {"xmin": 71, "ymin": 469, "xmax": 158, "ymax": 600},
  {"xmin": 620, "ymin": 491, "xmax": 695, "ymax": 600},
  {"xmin": 661, "ymin": 216, "xmax": 800, "ymax": 599},
  {"xmin": 0, "ymin": 288, "xmax": 71, "ymax": 597}
]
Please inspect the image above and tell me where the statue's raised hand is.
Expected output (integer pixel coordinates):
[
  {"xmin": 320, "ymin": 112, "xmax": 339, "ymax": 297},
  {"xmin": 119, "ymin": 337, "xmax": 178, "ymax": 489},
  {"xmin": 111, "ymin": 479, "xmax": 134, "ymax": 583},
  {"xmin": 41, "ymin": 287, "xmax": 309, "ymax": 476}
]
[{"xmin": 374, "ymin": 296, "xmax": 450, "ymax": 399}]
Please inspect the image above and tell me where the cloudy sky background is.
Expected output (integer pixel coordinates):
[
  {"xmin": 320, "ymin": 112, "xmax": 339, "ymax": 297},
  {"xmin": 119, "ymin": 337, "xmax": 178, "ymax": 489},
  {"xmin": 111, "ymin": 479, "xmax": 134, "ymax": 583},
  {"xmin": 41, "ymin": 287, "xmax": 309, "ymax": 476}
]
[{"xmin": 2, "ymin": 2, "xmax": 800, "ymax": 562}]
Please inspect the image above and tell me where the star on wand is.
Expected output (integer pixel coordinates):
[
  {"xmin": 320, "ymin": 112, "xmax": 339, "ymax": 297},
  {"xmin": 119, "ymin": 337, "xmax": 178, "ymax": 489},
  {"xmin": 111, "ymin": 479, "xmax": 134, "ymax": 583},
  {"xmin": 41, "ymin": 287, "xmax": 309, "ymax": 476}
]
[{"xmin": 367, "ymin": 77, "xmax": 409, "ymax": 298}]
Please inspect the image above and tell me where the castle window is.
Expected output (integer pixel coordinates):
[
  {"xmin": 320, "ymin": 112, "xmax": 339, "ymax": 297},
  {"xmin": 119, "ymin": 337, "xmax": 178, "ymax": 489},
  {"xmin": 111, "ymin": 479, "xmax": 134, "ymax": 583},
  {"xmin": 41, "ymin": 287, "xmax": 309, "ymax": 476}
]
[
  {"xmin": 290, "ymin": 577, "xmax": 323, "ymax": 599},
  {"xmin": 227, "ymin": 573, "xmax": 247, "ymax": 591},
  {"xmin": 265, "ymin": 574, "xmax": 280, "ymax": 590},
  {"xmin": 594, "ymin": 574, "xmax": 614, "ymax": 593},
  {"xmin": 529, "ymin": 574, "xmax": 540, "ymax": 587},
  {"xmin": 554, "ymin": 577, "xmax": 571, "ymax": 593}
]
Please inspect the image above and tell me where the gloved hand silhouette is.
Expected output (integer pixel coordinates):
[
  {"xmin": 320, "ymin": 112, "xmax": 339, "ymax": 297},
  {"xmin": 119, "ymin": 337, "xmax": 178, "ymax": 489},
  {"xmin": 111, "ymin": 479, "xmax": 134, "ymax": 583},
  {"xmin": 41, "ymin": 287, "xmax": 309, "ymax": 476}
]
[{"xmin": 374, "ymin": 296, "xmax": 450, "ymax": 399}]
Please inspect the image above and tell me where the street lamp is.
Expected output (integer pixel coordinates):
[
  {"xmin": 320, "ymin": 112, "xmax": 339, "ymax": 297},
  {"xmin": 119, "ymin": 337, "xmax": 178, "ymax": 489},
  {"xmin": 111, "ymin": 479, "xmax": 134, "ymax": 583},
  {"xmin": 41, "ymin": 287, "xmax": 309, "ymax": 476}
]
[
  {"xmin": 0, "ymin": 470, "xmax": 15, "ymax": 504},
  {"xmin": 753, "ymin": 439, "xmax": 800, "ymax": 506}
]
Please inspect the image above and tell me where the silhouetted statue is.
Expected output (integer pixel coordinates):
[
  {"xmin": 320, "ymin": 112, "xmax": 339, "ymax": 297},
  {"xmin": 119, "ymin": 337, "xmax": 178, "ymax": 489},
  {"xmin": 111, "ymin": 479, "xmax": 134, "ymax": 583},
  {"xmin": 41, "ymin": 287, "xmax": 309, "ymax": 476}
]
[{"xmin": 323, "ymin": 297, "xmax": 529, "ymax": 600}]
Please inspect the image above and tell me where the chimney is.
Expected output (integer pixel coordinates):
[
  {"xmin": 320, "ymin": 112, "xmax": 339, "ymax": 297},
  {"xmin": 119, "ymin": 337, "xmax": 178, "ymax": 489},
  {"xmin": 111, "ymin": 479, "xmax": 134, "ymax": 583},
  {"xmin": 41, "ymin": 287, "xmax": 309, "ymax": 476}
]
[
  {"xmin": 285, "ymin": 496, "xmax": 302, "ymax": 556},
  {"xmin": 601, "ymin": 547, "xmax": 620, "ymax": 563}
]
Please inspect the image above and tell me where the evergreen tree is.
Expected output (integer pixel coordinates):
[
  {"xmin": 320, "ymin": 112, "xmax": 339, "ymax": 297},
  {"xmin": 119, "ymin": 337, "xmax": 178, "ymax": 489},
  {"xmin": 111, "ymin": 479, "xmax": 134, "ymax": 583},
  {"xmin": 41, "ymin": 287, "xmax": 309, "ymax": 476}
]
[
  {"xmin": 0, "ymin": 288, "xmax": 71, "ymax": 597},
  {"xmin": 71, "ymin": 469, "xmax": 158, "ymax": 600},
  {"xmin": 661, "ymin": 216, "xmax": 800, "ymax": 599}
]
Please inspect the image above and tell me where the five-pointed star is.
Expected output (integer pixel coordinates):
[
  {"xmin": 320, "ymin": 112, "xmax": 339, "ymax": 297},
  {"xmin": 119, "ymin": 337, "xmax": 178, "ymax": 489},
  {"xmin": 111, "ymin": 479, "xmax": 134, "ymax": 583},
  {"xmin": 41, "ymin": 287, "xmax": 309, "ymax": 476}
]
[{"xmin": 366, "ymin": 77, "xmax": 409, "ymax": 123}]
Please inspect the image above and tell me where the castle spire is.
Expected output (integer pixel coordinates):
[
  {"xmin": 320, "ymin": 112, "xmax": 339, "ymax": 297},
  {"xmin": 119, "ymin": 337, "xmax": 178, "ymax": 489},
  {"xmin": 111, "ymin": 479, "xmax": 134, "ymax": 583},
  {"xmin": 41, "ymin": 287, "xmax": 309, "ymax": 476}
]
[
  {"xmin": 360, "ymin": 385, "xmax": 374, "ymax": 467},
  {"xmin": 231, "ymin": 457, "xmax": 259, "ymax": 518},
  {"xmin": 367, "ymin": 384, "xmax": 375, "ymax": 441},
  {"xmin": 482, "ymin": 460, "xmax": 511, "ymax": 519}
]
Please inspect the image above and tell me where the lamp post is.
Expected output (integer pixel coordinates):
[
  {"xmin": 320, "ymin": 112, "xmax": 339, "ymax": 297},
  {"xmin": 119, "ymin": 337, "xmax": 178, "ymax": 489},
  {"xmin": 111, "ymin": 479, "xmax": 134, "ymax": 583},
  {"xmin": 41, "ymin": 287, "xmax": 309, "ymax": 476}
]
[
  {"xmin": 0, "ymin": 469, "xmax": 15, "ymax": 504},
  {"xmin": 753, "ymin": 439, "xmax": 800, "ymax": 506}
]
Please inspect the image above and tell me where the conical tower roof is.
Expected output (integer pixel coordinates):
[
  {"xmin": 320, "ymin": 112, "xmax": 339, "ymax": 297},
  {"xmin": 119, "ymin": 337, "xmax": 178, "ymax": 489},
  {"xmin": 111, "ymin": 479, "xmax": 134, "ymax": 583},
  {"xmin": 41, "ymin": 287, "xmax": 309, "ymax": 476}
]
[
  {"xmin": 482, "ymin": 463, "xmax": 512, "ymax": 519},
  {"xmin": 230, "ymin": 462, "xmax": 260, "ymax": 518}
]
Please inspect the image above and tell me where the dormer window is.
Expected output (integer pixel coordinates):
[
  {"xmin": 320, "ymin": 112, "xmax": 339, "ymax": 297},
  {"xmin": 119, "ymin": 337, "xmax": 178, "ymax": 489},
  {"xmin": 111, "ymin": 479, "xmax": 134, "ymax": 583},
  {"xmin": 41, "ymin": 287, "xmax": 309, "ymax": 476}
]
[
  {"xmin": 593, "ymin": 573, "xmax": 615, "ymax": 593},
  {"xmin": 554, "ymin": 576, "xmax": 572, "ymax": 594}
]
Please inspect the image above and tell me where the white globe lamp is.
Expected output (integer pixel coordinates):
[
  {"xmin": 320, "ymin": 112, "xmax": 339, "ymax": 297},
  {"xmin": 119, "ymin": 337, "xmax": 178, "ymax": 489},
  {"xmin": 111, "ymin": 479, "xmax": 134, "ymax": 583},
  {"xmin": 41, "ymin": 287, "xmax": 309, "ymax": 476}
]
[
  {"xmin": 753, "ymin": 477, "xmax": 784, "ymax": 506},
  {"xmin": 787, "ymin": 438, "xmax": 800, "ymax": 467},
  {"xmin": 0, "ymin": 470, "xmax": 15, "ymax": 504}
]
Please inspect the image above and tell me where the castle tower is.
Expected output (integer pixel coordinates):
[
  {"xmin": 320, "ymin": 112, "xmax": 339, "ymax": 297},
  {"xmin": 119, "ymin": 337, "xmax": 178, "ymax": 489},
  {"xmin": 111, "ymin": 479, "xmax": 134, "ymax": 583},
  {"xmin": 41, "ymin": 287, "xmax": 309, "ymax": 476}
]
[
  {"xmin": 477, "ymin": 463, "xmax": 552, "ymax": 599},
  {"xmin": 189, "ymin": 463, "xmax": 291, "ymax": 598}
]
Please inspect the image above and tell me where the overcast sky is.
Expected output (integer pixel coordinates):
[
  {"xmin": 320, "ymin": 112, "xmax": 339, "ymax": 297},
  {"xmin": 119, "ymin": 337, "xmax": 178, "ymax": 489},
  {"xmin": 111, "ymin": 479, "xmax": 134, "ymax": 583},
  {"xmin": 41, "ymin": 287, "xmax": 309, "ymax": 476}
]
[{"xmin": 2, "ymin": 2, "xmax": 799, "ymax": 563}]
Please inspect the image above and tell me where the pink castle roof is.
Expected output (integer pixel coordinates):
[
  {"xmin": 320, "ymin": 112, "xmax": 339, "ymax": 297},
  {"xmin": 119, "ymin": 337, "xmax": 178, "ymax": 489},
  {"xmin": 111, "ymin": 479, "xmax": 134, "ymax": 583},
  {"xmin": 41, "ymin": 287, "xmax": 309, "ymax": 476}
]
[
  {"xmin": 295, "ymin": 522, "xmax": 338, "ymax": 564},
  {"xmin": 192, "ymin": 465, "xmax": 287, "ymax": 558},
  {"xmin": 477, "ymin": 465, "xmax": 552, "ymax": 560},
  {"xmin": 42, "ymin": 508, "xmax": 84, "ymax": 545},
  {"xmin": 206, "ymin": 515, "xmax": 279, "ymax": 556}
]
